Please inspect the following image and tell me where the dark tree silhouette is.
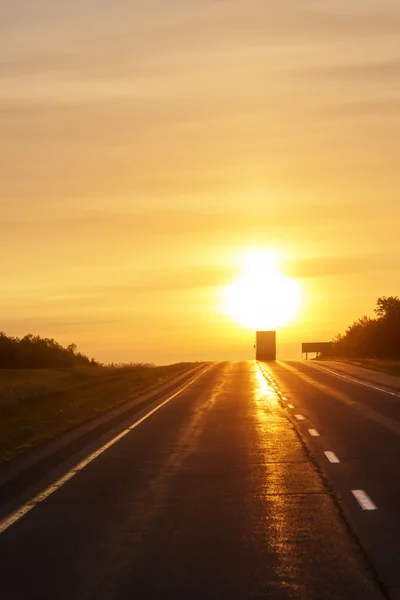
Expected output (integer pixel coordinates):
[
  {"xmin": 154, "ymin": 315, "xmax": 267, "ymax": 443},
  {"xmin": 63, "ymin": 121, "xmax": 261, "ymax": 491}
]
[
  {"xmin": 0, "ymin": 332, "xmax": 98, "ymax": 369},
  {"xmin": 332, "ymin": 297, "xmax": 400, "ymax": 359}
]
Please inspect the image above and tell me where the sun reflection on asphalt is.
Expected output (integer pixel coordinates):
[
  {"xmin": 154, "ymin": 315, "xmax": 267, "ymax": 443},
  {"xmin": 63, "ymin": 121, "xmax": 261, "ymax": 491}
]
[
  {"xmin": 251, "ymin": 361, "xmax": 303, "ymax": 588},
  {"xmin": 255, "ymin": 363, "xmax": 279, "ymax": 410}
]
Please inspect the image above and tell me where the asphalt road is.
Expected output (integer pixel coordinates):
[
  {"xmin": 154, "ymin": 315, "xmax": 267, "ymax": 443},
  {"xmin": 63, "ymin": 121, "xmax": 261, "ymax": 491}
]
[
  {"xmin": 265, "ymin": 360, "xmax": 400, "ymax": 600},
  {"xmin": 0, "ymin": 361, "xmax": 395, "ymax": 599}
]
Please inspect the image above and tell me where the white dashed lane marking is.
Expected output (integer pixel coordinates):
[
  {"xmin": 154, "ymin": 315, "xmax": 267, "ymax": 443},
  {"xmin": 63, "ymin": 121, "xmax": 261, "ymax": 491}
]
[
  {"xmin": 352, "ymin": 490, "xmax": 377, "ymax": 510},
  {"xmin": 308, "ymin": 429, "xmax": 320, "ymax": 436},
  {"xmin": 257, "ymin": 366, "xmax": 373, "ymax": 517},
  {"xmin": 324, "ymin": 451, "xmax": 340, "ymax": 463}
]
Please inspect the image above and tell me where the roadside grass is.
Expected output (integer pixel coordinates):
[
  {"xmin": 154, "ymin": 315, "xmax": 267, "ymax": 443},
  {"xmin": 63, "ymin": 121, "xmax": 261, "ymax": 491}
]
[
  {"xmin": 0, "ymin": 363, "xmax": 200, "ymax": 464},
  {"xmin": 317, "ymin": 357, "xmax": 400, "ymax": 377}
]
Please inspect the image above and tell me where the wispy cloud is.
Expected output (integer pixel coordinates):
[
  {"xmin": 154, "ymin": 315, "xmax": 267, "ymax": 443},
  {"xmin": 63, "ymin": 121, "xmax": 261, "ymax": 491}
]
[
  {"xmin": 294, "ymin": 59, "xmax": 400, "ymax": 81},
  {"xmin": 0, "ymin": 204, "xmax": 387, "ymax": 234},
  {"xmin": 312, "ymin": 98, "xmax": 400, "ymax": 119},
  {"xmin": 283, "ymin": 254, "xmax": 400, "ymax": 280}
]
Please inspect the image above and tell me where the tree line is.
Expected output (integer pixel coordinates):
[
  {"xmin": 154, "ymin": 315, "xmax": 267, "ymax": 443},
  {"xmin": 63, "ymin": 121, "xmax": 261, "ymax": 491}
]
[
  {"xmin": 332, "ymin": 296, "xmax": 400, "ymax": 359},
  {"xmin": 0, "ymin": 332, "xmax": 98, "ymax": 369}
]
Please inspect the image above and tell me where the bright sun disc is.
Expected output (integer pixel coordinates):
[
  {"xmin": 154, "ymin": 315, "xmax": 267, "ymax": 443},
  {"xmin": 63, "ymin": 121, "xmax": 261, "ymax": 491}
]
[{"xmin": 222, "ymin": 251, "xmax": 301, "ymax": 330}]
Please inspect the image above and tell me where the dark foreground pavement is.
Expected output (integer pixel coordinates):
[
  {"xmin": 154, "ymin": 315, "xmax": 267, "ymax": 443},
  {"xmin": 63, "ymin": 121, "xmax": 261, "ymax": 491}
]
[{"xmin": 0, "ymin": 362, "xmax": 384, "ymax": 599}]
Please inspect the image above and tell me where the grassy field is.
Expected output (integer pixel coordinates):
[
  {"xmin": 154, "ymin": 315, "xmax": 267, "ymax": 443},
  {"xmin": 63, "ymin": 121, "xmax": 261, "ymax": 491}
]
[
  {"xmin": 0, "ymin": 363, "xmax": 199, "ymax": 464},
  {"xmin": 318, "ymin": 357, "xmax": 400, "ymax": 377}
]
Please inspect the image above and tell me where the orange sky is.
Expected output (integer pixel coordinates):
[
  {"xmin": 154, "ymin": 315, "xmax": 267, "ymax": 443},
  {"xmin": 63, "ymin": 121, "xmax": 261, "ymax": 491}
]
[{"xmin": 2, "ymin": 1, "xmax": 400, "ymax": 363}]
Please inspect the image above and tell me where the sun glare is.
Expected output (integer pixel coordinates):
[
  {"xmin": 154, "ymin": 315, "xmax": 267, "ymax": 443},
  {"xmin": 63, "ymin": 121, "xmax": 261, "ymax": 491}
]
[{"xmin": 222, "ymin": 250, "xmax": 301, "ymax": 330}]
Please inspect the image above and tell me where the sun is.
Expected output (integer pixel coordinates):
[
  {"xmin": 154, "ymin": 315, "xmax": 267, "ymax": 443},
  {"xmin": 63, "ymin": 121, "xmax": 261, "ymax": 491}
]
[{"xmin": 222, "ymin": 250, "xmax": 301, "ymax": 330}]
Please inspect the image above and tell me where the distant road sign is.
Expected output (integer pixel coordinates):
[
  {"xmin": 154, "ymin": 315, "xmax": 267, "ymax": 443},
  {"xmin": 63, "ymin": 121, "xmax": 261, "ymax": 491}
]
[{"xmin": 302, "ymin": 342, "xmax": 333, "ymax": 359}]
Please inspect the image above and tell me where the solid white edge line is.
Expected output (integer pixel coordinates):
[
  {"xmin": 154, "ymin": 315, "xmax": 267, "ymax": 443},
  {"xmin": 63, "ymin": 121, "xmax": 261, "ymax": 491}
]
[
  {"xmin": 295, "ymin": 414, "xmax": 305, "ymax": 421},
  {"xmin": 308, "ymin": 429, "xmax": 320, "ymax": 436},
  {"xmin": 0, "ymin": 365, "xmax": 213, "ymax": 535},
  {"xmin": 310, "ymin": 364, "xmax": 399, "ymax": 398},
  {"xmin": 352, "ymin": 489, "xmax": 377, "ymax": 510},
  {"xmin": 324, "ymin": 451, "xmax": 340, "ymax": 463}
]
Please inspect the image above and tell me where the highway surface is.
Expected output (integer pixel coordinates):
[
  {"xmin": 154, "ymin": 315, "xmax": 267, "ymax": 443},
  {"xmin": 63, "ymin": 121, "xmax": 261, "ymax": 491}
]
[{"xmin": 0, "ymin": 360, "xmax": 399, "ymax": 599}]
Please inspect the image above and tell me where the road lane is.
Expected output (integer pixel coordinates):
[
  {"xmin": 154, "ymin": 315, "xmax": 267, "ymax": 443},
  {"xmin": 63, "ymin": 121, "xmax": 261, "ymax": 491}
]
[
  {"xmin": 0, "ymin": 362, "xmax": 383, "ymax": 599},
  {"xmin": 265, "ymin": 360, "xmax": 400, "ymax": 599}
]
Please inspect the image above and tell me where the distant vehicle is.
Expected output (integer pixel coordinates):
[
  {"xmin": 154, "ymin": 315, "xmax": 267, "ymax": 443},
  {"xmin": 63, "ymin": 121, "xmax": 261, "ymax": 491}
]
[{"xmin": 255, "ymin": 331, "xmax": 276, "ymax": 361}]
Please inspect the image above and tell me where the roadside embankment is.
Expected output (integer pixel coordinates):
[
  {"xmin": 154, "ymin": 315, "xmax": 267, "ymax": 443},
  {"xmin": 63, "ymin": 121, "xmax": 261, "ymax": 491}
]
[
  {"xmin": 317, "ymin": 358, "xmax": 400, "ymax": 378},
  {"xmin": 313, "ymin": 359, "xmax": 400, "ymax": 392},
  {"xmin": 0, "ymin": 363, "xmax": 203, "ymax": 464}
]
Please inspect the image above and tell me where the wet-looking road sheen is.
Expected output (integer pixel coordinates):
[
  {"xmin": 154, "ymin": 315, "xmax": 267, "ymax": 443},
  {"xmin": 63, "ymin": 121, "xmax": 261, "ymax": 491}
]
[{"xmin": 0, "ymin": 362, "xmax": 383, "ymax": 599}]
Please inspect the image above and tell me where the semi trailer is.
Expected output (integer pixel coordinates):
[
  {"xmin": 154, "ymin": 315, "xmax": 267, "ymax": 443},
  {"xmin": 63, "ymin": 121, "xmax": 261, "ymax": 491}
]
[{"xmin": 255, "ymin": 330, "xmax": 276, "ymax": 361}]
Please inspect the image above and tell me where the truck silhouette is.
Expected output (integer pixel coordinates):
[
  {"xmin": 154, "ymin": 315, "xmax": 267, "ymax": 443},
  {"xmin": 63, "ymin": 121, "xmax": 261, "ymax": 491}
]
[{"xmin": 255, "ymin": 331, "xmax": 276, "ymax": 361}]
